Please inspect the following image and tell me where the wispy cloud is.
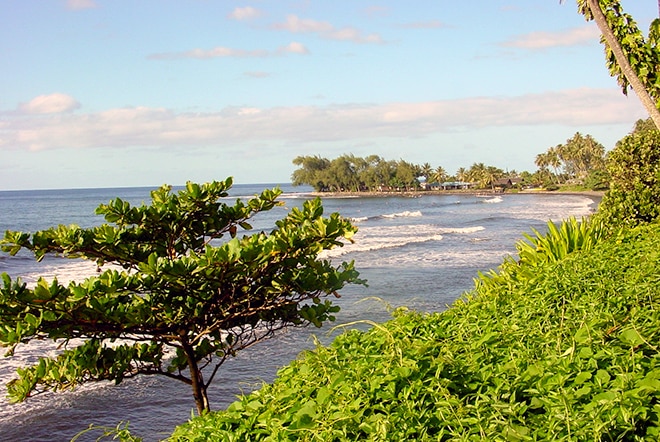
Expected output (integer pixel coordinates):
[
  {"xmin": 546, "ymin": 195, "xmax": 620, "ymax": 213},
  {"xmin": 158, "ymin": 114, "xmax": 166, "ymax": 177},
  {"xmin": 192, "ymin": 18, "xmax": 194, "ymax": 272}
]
[
  {"xmin": 243, "ymin": 71, "xmax": 272, "ymax": 79},
  {"xmin": 65, "ymin": 0, "xmax": 98, "ymax": 10},
  {"xmin": 397, "ymin": 20, "xmax": 448, "ymax": 30},
  {"xmin": 278, "ymin": 41, "xmax": 310, "ymax": 54},
  {"xmin": 147, "ymin": 42, "xmax": 308, "ymax": 60},
  {"xmin": 3, "ymin": 89, "xmax": 643, "ymax": 152},
  {"xmin": 273, "ymin": 15, "xmax": 332, "ymax": 34},
  {"xmin": 272, "ymin": 14, "xmax": 384, "ymax": 44},
  {"xmin": 501, "ymin": 25, "xmax": 599, "ymax": 49},
  {"xmin": 227, "ymin": 6, "xmax": 262, "ymax": 21},
  {"xmin": 148, "ymin": 47, "xmax": 268, "ymax": 60},
  {"xmin": 19, "ymin": 93, "xmax": 80, "ymax": 114}
]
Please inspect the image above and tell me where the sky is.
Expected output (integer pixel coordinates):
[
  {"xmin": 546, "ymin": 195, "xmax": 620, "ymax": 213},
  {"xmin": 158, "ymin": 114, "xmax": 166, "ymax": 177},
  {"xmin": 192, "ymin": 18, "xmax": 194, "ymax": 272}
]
[{"xmin": 0, "ymin": 1, "xmax": 656, "ymax": 190}]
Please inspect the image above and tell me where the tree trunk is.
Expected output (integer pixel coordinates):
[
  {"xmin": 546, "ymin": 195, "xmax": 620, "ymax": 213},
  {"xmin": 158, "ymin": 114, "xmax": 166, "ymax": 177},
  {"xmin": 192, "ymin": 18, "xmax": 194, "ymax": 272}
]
[
  {"xmin": 586, "ymin": 0, "xmax": 660, "ymax": 130},
  {"xmin": 182, "ymin": 338, "xmax": 210, "ymax": 415}
]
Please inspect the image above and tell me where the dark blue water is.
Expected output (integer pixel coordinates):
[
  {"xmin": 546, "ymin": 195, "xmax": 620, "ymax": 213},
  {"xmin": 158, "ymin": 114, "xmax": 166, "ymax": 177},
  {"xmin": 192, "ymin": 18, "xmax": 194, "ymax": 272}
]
[{"xmin": 0, "ymin": 184, "xmax": 599, "ymax": 441}]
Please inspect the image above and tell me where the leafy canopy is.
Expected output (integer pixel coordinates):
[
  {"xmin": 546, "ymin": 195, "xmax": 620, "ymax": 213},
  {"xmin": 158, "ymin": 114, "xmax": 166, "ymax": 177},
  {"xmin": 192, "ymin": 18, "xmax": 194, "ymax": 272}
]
[
  {"xmin": 0, "ymin": 178, "xmax": 363, "ymax": 415},
  {"xmin": 596, "ymin": 120, "xmax": 660, "ymax": 227}
]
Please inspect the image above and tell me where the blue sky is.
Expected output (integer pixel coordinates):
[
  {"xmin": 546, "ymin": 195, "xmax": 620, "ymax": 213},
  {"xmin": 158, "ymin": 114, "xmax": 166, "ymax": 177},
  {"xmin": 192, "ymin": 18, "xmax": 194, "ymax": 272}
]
[{"xmin": 0, "ymin": 0, "xmax": 655, "ymax": 190}]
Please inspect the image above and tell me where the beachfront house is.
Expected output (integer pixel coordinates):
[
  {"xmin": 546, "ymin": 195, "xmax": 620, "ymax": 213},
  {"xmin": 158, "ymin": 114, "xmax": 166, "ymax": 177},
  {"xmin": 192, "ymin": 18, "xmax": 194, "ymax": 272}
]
[{"xmin": 491, "ymin": 177, "xmax": 524, "ymax": 191}]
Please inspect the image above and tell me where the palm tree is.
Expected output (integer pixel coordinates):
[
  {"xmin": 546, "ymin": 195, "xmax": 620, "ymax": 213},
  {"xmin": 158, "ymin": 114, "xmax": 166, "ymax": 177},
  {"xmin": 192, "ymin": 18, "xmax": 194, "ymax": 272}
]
[
  {"xmin": 575, "ymin": 0, "xmax": 660, "ymax": 129},
  {"xmin": 466, "ymin": 163, "xmax": 490, "ymax": 189},
  {"xmin": 432, "ymin": 166, "xmax": 447, "ymax": 185},
  {"xmin": 420, "ymin": 163, "xmax": 433, "ymax": 182},
  {"xmin": 456, "ymin": 167, "xmax": 467, "ymax": 183},
  {"xmin": 485, "ymin": 166, "xmax": 504, "ymax": 189},
  {"xmin": 546, "ymin": 146, "xmax": 562, "ymax": 184},
  {"xmin": 535, "ymin": 152, "xmax": 549, "ymax": 172}
]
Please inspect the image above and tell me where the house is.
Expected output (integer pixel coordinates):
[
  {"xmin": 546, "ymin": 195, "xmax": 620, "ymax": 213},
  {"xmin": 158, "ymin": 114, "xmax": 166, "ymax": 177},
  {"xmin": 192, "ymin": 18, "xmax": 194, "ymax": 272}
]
[
  {"xmin": 441, "ymin": 181, "xmax": 473, "ymax": 190},
  {"xmin": 492, "ymin": 177, "xmax": 523, "ymax": 190}
]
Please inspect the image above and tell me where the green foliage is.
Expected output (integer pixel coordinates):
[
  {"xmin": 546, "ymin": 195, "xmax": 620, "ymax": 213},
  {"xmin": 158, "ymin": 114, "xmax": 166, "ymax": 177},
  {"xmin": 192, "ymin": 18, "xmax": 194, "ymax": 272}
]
[
  {"xmin": 511, "ymin": 216, "xmax": 608, "ymax": 268},
  {"xmin": 0, "ymin": 178, "xmax": 363, "ymax": 416},
  {"xmin": 596, "ymin": 125, "xmax": 660, "ymax": 227},
  {"xmin": 535, "ymin": 132, "xmax": 606, "ymax": 185},
  {"xmin": 291, "ymin": 155, "xmax": 518, "ymax": 192},
  {"xmin": 463, "ymin": 162, "xmax": 504, "ymax": 189},
  {"xmin": 292, "ymin": 154, "xmax": 424, "ymax": 192},
  {"xmin": 171, "ymin": 218, "xmax": 660, "ymax": 440},
  {"xmin": 584, "ymin": 168, "xmax": 611, "ymax": 191}
]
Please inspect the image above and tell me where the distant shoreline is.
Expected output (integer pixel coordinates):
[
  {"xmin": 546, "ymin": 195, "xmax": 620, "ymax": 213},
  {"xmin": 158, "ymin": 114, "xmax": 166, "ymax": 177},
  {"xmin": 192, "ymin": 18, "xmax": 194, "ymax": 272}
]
[
  {"xmin": 309, "ymin": 189, "xmax": 605, "ymax": 199},
  {"xmin": 308, "ymin": 189, "xmax": 605, "ymax": 213}
]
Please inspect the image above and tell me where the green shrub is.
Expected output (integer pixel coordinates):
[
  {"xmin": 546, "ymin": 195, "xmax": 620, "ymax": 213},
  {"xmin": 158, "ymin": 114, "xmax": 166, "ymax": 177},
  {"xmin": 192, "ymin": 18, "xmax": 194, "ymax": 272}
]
[
  {"xmin": 596, "ymin": 127, "xmax": 660, "ymax": 227},
  {"xmin": 584, "ymin": 169, "xmax": 611, "ymax": 191},
  {"xmin": 170, "ymin": 221, "xmax": 660, "ymax": 441}
]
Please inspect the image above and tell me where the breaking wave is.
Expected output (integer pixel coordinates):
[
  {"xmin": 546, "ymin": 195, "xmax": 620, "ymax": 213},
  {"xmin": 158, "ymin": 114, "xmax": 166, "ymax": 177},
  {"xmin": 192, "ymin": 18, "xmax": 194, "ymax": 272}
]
[
  {"xmin": 321, "ymin": 223, "xmax": 485, "ymax": 259},
  {"xmin": 351, "ymin": 210, "xmax": 422, "ymax": 223}
]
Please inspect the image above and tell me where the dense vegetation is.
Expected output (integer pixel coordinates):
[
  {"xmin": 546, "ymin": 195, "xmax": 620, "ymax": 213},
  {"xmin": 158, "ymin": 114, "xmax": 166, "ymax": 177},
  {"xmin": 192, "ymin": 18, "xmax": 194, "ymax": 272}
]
[
  {"xmin": 534, "ymin": 132, "xmax": 607, "ymax": 189},
  {"xmin": 595, "ymin": 120, "xmax": 660, "ymax": 227},
  {"xmin": 170, "ymin": 217, "xmax": 660, "ymax": 440},
  {"xmin": 291, "ymin": 131, "xmax": 609, "ymax": 193}
]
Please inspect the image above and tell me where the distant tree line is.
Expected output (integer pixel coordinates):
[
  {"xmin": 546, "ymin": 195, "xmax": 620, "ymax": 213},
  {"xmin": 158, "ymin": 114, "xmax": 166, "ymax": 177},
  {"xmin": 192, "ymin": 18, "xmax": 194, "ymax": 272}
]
[
  {"xmin": 291, "ymin": 154, "xmax": 520, "ymax": 192},
  {"xmin": 534, "ymin": 132, "xmax": 608, "ymax": 190},
  {"xmin": 292, "ymin": 130, "xmax": 612, "ymax": 192}
]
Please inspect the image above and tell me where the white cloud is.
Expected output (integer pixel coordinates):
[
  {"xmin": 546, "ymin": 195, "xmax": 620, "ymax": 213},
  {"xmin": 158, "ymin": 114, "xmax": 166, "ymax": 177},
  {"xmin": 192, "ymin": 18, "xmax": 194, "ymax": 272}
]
[
  {"xmin": 65, "ymin": 0, "xmax": 98, "ymax": 10},
  {"xmin": 327, "ymin": 28, "xmax": 382, "ymax": 43},
  {"xmin": 148, "ymin": 46, "xmax": 269, "ymax": 60},
  {"xmin": 501, "ymin": 25, "xmax": 600, "ymax": 50},
  {"xmin": 273, "ymin": 14, "xmax": 383, "ymax": 44},
  {"xmin": 244, "ymin": 71, "xmax": 272, "ymax": 78},
  {"xmin": 2, "ymin": 88, "xmax": 644, "ymax": 152},
  {"xmin": 19, "ymin": 93, "xmax": 81, "ymax": 114},
  {"xmin": 397, "ymin": 21, "xmax": 448, "ymax": 30},
  {"xmin": 227, "ymin": 6, "xmax": 262, "ymax": 21},
  {"xmin": 275, "ymin": 15, "xmax": 333, "ymax": 33},
  {"xmin": 237, "ymin": 107, "xmax": 262, "ymax": 116},
  {"xmin": 148, "ymin": 42, "xmax": 308, "ymax": 60},
  {"xmin": 278, "ymin": 41, "xmax": 310, "ymax": 54}
]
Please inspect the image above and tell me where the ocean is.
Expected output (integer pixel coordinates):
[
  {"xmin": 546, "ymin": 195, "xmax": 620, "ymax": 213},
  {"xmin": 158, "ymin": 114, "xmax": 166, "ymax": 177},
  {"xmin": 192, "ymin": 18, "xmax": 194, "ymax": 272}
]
[{"xmin": 0, "ymin": 184, "xmax": 599, "ymax": 441}]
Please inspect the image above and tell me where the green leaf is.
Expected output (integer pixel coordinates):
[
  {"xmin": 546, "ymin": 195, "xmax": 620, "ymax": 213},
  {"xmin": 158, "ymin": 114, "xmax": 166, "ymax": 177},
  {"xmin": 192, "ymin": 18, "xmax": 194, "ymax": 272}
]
[{"xmin": 619, "ymin": 328, "xmax": 645, "ymax": 346}]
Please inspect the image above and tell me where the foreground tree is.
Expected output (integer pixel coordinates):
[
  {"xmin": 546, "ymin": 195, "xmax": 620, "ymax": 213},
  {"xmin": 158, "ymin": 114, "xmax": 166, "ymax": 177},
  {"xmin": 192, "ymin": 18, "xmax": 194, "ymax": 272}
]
[{"xmin": 0, "ymin": 179, "xmax": 362, "ymax": 415}]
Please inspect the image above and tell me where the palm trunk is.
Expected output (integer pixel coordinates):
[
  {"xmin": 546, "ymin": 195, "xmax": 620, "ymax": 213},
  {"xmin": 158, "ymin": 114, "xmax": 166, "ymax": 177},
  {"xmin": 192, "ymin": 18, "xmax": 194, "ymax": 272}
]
[{"xmin": 586, "ymin": 0, "xmax": 660, "ymax": 130}]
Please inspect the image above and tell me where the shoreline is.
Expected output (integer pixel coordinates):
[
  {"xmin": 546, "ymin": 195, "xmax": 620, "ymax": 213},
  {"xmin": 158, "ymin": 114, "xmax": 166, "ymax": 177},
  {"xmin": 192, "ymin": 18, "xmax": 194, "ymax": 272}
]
[
  {"xmin": 308, "ymin": 189, "xmax": 604, "ymax": 212},
  {"xmin": 308, "ymin": 189, "xmax": 605, "ymax": 199}
]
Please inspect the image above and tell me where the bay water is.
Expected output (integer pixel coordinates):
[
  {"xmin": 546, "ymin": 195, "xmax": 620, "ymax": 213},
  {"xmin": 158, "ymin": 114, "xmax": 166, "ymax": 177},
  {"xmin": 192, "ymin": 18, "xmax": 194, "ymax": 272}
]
[{"xmin": 0, "ymin": 184, "xmax": 599, "ymax": 441}]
